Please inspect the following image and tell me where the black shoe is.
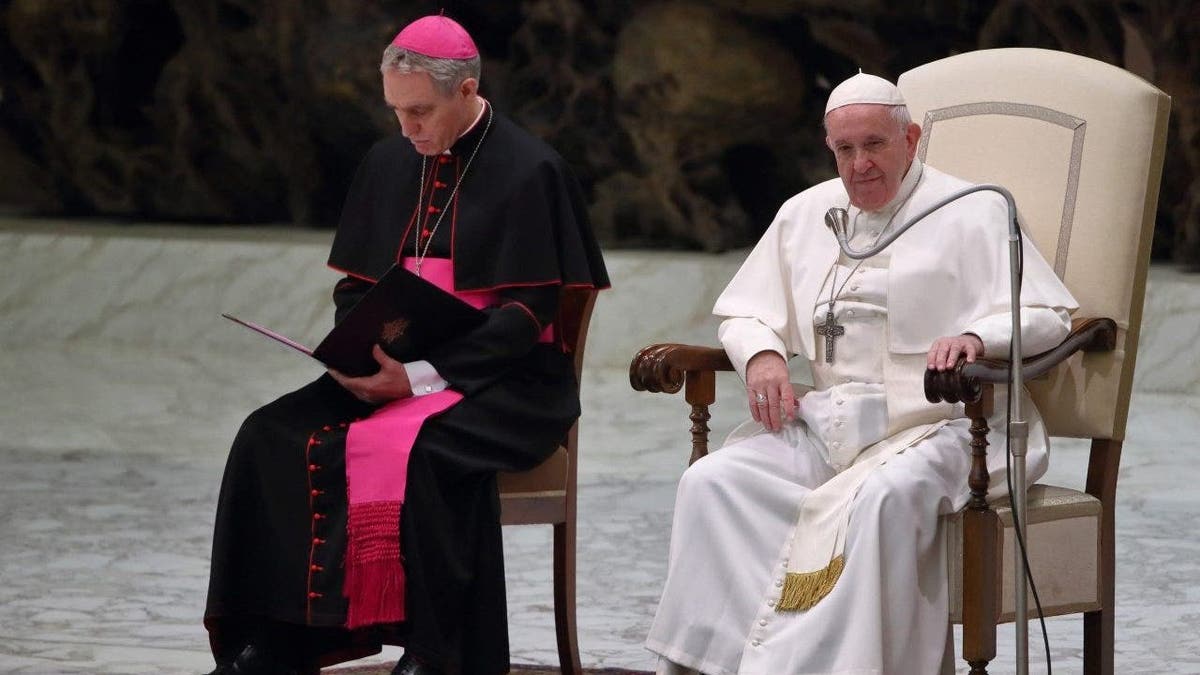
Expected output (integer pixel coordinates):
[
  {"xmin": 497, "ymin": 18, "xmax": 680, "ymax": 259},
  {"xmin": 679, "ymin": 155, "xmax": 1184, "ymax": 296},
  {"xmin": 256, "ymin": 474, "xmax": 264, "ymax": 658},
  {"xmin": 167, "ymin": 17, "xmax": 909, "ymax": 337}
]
[
  {"xmin": 228, "ymin": 644, "xmax": 313, "ymax": 675},
  {"xmin": 390, "ymin": 652, "xmax": 444, "ymax": 675},
  {"xmin": 203, "ymin": 664, "xmax": 234, "ymax": 675}
]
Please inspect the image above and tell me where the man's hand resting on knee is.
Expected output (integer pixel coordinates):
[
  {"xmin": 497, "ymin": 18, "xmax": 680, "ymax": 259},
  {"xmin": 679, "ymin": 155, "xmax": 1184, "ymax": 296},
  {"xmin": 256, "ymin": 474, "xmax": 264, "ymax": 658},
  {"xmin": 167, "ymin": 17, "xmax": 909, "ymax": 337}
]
[
  {"xmin": 328, "ymin": 344, "xmax": 414, "ymax": 405},
  {"xmin": 745, "ymin": 350, "xmax": 795, "ymax": 432}
]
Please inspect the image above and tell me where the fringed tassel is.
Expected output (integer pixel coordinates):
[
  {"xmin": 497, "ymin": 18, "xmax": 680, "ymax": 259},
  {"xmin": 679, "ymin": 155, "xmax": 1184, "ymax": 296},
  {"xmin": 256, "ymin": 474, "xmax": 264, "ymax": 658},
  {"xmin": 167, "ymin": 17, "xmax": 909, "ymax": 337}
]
[
  {"xmin": 776, "ymin": 554, "xmax": 845, "ymax": 612},
  {"xmin": 344, "ymin": 500, "xmax": 406, "ymax": 629},
  {"xmin": 344, "ymin": 557, "xmax": 406, "ymax": 629}
]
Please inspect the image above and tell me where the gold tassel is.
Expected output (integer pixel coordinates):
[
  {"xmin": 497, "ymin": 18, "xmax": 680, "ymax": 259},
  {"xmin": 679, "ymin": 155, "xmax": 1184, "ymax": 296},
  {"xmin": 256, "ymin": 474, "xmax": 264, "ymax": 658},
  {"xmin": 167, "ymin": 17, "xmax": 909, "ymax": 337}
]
[{"xmin": 775, "ymin": 555, "xmax": 845, "ymax": 612}]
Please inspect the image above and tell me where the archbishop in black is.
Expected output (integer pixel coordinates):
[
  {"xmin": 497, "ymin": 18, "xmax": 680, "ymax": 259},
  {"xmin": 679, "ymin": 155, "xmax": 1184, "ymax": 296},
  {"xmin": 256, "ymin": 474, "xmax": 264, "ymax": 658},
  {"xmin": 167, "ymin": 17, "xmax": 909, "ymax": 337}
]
[{"xmin": 203, "ymin": 15, "xmax": 609, "ymax": 675}]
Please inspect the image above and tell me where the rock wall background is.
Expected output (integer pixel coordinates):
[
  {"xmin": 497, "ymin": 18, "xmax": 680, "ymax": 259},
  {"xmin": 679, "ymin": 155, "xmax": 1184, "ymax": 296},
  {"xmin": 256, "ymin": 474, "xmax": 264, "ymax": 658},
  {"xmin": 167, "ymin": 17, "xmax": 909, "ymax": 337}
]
[{"xmin": 1, "ymin": 0, "xmax": 1196, "ymax": 264}]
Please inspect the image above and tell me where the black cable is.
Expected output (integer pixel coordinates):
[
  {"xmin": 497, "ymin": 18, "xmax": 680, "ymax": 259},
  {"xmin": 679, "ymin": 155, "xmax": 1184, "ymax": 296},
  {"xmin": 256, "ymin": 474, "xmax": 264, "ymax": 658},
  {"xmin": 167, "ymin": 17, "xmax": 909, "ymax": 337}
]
[{"xmin": 1002, "ymin": 229, "xmax": 1053, "ymax": 672}]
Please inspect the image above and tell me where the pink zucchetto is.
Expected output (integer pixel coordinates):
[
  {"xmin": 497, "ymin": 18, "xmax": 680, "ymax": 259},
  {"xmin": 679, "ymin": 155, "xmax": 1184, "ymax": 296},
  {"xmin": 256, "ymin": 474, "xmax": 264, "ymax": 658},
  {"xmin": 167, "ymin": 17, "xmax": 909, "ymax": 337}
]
[
  {"xmin": 391, "ymin": 15, "xmax": 479, "ymax": 59},
  {"xmin": 824, "ymin": 72, "xmax": 906, "ymax": 115}
]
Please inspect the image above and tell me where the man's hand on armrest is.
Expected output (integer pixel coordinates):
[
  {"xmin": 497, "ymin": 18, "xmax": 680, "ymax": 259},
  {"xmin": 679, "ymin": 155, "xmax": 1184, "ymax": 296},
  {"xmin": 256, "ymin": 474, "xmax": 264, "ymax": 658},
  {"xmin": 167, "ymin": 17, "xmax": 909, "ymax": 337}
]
[{"xmin": 926, "ymin": 334, "xmax": 985, "ymax": 372}]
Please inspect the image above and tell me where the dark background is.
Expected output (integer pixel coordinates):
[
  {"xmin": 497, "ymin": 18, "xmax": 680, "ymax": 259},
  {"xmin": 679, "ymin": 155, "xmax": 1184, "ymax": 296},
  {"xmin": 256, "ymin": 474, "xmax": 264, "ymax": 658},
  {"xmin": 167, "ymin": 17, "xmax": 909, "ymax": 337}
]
[{"xmin": 1, "ymin": 0, "xmax": 1196, "ymax": 266}]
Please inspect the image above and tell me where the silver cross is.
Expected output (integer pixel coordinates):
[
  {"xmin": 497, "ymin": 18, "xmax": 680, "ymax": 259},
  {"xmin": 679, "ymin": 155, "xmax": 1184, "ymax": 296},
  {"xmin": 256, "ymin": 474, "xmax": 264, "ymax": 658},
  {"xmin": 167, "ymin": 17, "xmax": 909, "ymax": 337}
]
[{"xmin": 815, "ymin": 309, "xmax": 845, "ymax": 363}]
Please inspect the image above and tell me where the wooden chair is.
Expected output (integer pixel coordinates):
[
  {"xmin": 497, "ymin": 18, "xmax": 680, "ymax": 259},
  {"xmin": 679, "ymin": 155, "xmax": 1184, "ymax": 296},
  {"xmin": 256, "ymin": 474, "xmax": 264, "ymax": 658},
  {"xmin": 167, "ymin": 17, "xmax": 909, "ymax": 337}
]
[
  {"xmin": 630, "ymin": 48, "xmax": 1169, "ymax": 675},
  {"xmin": 496, "ymin": 286, "xmax": 597, "ymax": 675}
]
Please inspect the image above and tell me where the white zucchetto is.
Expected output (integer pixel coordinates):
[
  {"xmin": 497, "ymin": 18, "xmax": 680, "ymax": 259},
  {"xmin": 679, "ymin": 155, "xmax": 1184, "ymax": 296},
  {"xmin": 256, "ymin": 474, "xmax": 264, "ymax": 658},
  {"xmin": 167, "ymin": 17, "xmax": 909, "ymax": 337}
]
[{"xmin": 824, "ymin": 72, "xmax": 906, "ymax": 115}]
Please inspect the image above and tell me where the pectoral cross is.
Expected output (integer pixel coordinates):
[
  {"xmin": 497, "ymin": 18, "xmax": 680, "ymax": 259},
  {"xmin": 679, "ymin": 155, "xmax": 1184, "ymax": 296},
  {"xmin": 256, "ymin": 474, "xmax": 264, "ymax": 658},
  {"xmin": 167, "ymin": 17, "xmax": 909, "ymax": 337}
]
[{"xmin": 815, "ymin": 309, "xmax": 845, "ymax": 363}]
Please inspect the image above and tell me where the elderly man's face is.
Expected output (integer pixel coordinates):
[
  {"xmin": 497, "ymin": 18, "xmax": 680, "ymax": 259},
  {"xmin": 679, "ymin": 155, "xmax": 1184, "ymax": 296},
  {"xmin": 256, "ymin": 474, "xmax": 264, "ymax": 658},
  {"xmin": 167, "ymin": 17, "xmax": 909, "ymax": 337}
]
[
  {"xmin": 383, "ymin": 69, "xmax": 479, "ymax": 156},
  {"xmin": 824, "ymin": 104, "xmax": 921, "ymax": 212}
]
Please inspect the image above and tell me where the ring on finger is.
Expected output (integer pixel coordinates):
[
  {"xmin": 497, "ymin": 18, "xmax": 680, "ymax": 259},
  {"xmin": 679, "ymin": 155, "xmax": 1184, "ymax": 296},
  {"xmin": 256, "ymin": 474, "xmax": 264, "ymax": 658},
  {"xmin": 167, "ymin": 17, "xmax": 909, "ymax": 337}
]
[{"xmin": 754, "ymin": 391, "xmax": 768, "ymax": 403}]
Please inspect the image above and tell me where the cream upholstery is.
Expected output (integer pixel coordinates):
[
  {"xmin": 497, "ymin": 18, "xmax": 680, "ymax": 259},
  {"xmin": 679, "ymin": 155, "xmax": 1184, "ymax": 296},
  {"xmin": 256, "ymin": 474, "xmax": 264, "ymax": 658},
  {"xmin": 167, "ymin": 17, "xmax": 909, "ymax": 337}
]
[
  {"xmin": 899, "ymin": 48, "xmax": 1170, "ymax": 440},
  {"xmin": 896, "ymin": 48, "xmax": 1170, "ymax": 672},
  {"xmin": 946, "ymin": 485, "xmax": 1102, "ymax": 622}
]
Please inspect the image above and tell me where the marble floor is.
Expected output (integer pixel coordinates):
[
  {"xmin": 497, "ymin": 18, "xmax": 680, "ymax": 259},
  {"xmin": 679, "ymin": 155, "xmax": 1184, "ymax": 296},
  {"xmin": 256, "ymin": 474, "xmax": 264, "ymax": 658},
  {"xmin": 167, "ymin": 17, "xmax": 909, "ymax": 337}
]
[{"xmin": 1, "ymin": 222, "xmax": 1198, "ymax": 674}]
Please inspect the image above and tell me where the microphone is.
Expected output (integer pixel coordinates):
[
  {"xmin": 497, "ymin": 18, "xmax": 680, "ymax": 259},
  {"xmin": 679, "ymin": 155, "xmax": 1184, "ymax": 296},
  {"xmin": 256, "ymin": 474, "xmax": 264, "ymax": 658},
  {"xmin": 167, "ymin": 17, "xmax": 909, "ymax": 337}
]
[
  {"xmin": 822, "ymin": 185, "xmax": 1019, "ymax": 260},
  {"xmin": 823, "ymin": 183, "xmax": 1037, "ymax": 665},
  {"xmin": 824, "ymin": 207, "xmax": 849, "ymax": 241}
]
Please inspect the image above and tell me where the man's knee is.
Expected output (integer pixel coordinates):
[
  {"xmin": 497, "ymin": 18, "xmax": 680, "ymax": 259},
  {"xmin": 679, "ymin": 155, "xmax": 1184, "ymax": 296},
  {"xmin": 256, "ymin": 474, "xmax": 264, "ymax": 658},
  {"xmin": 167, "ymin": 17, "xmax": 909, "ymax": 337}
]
[
  {"xmin": 233, "ymin": 404, "xmax": 275, "ymax": 445},
  {"xmin": 230, "ymin": 400, "xmax": 302, "ymax": 464},
  {"xmin": 855, "ymin": 470, "xmax": 933, "ymax": 520},
  {"xmin": 675, "ymin": 445, "xmax": 758, "ymax": 504},
  {"xmin": 675, "ymin": 451, "xmax": 729, "ymax": 501}
]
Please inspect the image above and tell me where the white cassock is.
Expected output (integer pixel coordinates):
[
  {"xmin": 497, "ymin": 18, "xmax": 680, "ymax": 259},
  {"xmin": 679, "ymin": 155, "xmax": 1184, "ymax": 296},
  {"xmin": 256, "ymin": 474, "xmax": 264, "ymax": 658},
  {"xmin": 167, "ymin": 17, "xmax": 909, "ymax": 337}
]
[{"xmin": 645, "ymin": 160, "xmax": 1078, "ymax": 675}]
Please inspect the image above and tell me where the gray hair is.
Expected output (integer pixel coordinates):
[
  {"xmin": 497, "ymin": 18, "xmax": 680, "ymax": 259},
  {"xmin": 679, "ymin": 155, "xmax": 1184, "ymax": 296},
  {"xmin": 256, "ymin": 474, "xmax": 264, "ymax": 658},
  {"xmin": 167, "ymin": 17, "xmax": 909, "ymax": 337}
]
[
  {"xmin": 889, "ymin": 104, "xmax": 913, "ymax": 131},
  {"xmin": 823, "ymin": 104, "xmax": 914, "ymax": 134},
  {"xmin": 380, "ymin": 45, "xmax": 481, "ymax": 95}
]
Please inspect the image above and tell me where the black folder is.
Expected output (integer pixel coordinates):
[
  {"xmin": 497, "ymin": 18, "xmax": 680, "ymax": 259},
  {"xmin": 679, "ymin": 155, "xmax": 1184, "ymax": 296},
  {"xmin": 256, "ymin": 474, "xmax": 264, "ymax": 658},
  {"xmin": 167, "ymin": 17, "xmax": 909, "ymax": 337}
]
[{"xmin": 223, "ymin": 265, "xmax": 485, "ymax": 377}]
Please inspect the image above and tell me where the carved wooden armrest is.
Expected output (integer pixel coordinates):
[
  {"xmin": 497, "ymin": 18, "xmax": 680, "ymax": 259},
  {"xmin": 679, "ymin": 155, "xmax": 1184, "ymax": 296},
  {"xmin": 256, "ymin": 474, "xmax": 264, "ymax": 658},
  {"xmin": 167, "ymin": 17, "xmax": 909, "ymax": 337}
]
[
  {"xmin": 924, "ymin": 317, "xmax": 1117, "ymax": 405},
  {"xmin": 629, "ymin": 343, "xmax": 734, "ymax": 394},
  {"xmin": 923, "ymin": 316, "xmax": 1119, "ymax": 649},
  {"xmin": 630, "ymin": 343, "xmax": 735, "ymax": 464}
]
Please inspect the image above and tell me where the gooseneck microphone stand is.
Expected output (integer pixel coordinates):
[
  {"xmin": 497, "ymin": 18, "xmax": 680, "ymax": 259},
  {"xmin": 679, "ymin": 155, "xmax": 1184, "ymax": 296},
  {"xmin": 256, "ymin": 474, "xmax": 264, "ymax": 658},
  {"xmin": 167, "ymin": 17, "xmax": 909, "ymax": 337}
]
[{"xmin": 825, "ymin": 183, "xmax": 1032, "ymax": 675}]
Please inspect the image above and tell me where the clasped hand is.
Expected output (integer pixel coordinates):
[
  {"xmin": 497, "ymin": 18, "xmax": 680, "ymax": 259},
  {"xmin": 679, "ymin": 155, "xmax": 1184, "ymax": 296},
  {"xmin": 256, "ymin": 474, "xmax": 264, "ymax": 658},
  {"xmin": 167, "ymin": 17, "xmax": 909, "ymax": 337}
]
[{"xmin": 328, "ymin": 344, "xmax": 413, "ymax": 405}]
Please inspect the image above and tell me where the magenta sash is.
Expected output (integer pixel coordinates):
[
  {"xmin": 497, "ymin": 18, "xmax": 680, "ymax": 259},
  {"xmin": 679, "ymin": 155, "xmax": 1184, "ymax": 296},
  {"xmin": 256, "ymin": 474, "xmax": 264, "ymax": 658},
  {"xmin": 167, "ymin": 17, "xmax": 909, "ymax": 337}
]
[
  {"xmin": 341, "ymin": 257, "xmax": 550, "ymax": 628},
  {"xmin": 343, "ymin": 258, "xmax": 459, "ymax": 627}
]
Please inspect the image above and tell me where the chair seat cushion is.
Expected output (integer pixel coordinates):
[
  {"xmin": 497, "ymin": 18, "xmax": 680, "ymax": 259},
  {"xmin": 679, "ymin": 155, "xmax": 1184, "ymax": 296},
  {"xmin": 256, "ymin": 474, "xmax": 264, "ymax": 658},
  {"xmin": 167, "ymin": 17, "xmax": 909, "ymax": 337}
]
[
  {"xmin": 946, "ymin": 484, "xmax": 1102, "ymax": 622},
  {"xmin": 497, "ymin": 446, "xmax": 570, "ymax": 525},
  {"xmin": 497, "ymin": 446, "xmax": 569, "ymax": 496}
]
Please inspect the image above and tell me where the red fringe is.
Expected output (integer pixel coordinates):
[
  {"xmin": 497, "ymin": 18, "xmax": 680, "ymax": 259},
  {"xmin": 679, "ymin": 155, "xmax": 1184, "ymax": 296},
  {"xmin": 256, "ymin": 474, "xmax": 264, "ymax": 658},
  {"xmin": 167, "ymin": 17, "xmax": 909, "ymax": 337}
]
[{"xmin": 344, "ymin": 500, "xmax": 406, "ymax": 629}]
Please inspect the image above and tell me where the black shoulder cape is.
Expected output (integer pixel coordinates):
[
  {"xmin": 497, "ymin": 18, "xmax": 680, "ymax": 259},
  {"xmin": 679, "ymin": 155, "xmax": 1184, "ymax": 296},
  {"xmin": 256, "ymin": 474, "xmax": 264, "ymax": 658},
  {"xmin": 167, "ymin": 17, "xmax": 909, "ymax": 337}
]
[{"xmin": 328, "ymin": 105, "xmax": 610, "ymax": 292}]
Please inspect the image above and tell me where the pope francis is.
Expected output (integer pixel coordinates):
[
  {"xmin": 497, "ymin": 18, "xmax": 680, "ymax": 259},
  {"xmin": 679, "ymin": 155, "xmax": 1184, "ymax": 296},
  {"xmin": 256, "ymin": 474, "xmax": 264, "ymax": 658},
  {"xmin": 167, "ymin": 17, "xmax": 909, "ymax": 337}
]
[{"xmin": 645, "ymin": 73, "xmax": 1078, "ymax": 674}]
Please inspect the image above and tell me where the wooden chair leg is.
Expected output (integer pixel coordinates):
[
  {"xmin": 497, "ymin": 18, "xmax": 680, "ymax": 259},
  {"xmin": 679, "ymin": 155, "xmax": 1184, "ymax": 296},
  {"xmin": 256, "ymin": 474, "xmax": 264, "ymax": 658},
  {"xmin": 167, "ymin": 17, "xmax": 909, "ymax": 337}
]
[
  {"xmin": 1082, "ymin": 487, "xmax": 1115, "ymax": 675},
  {"xmin": 1083, "ymin": 438, "xmax": 1119, "ymax": 675},
  {"xmin": 961, "ymin": 400, "xmax": 997, "ymax": 675},
  {"xmin": 961, "ymin": 508, "xmax": 998, "ymax": 675},
  {"xmin": 553, "ymin": 520, "xmax": 583, "ymax": 675},
  {"xmin": 1083, "ymin": 608, "xmax": 1114, "ymax": 675}
]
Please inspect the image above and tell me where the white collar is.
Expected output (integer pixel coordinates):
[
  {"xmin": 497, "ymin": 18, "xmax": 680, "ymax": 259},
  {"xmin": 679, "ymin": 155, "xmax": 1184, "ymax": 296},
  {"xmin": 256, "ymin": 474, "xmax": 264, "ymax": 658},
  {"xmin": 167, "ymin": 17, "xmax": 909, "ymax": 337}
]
[{"xmin": 443, "ymin": 97, "xmax": 489, "ymax": 155}]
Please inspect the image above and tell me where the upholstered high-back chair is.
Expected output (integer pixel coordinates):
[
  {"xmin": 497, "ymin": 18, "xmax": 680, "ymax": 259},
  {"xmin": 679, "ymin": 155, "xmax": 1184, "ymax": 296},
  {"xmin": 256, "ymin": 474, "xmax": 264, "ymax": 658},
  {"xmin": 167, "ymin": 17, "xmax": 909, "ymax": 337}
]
[
  {"xmin": 902, "ymin": 47, "xmax": 1170, "ymax": 675},
  {"xmin": 630, "ymin": 48, "xmax": 1169, "ymax": 675},
  {"xmin": 496, "ymin": 286, "xmax": 598, "ymax": 675}
]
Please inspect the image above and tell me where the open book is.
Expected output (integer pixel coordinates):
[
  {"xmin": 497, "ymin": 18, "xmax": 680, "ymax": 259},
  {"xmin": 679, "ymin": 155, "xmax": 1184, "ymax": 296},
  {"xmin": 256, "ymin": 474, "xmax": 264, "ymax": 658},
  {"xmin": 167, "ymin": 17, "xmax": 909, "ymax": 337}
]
[{"xmin": 223, "ymin": 265, "xmax": 485, "ymax": 377}]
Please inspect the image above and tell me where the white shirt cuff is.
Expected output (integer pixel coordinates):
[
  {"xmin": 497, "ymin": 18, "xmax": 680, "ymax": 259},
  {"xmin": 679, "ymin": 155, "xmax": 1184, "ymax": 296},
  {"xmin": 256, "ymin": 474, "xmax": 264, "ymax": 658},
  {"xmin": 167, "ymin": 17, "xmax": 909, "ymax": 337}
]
[{"xmin": 403, "ymin": 360, "xmax": 449, "ymax": 396}]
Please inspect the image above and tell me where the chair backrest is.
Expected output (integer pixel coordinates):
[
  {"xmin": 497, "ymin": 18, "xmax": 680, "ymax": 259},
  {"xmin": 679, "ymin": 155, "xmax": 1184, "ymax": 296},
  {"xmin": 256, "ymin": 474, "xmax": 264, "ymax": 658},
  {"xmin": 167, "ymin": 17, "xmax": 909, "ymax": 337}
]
[
  {"xmin": 496, "ymin": 287, "xmax": 598, "ymax": 500},
  {"xmin": 897, "ymin": 48, "xmax": 1170, "ymax": 441}
]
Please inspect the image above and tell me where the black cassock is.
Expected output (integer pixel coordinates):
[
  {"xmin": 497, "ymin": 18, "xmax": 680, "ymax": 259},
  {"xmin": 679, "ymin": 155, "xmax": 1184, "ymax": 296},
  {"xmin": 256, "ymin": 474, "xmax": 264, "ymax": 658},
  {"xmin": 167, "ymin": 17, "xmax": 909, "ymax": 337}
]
[{"xmin": 204, "ymin": 104, "xmax": 609, "ymax": 675}]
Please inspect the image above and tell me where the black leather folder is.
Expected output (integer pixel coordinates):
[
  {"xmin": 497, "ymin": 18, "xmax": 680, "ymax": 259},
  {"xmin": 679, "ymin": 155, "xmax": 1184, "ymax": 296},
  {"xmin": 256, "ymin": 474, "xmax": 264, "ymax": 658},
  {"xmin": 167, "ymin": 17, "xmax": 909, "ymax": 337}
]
[{"xmin": 223, "ymin": 264, "xmax": 485, "ymax": 377}]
